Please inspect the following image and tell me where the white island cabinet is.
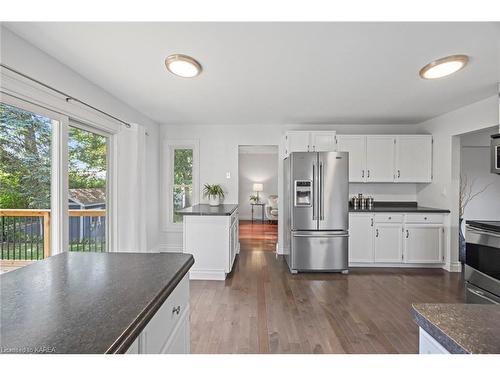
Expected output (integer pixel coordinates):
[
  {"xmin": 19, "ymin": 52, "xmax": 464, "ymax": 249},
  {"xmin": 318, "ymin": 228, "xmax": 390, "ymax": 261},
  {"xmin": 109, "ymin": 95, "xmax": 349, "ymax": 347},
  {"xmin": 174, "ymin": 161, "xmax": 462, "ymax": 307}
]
[
  {"xmin": 126, "ymin": 274, "xmax": 190, "ymax": 354},
  {"xmin": 179, "ymin": 204, "xmax": 240, "ymax": 280}
]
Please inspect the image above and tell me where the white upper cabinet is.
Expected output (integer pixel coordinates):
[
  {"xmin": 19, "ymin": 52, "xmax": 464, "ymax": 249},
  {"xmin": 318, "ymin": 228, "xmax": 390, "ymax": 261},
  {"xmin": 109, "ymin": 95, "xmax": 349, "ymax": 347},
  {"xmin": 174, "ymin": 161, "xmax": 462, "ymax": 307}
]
[
  {"xmin": 366, "ymin": 136, "xmax": 395, "ymax": 182},
  {"xmin": 310, "ymin": 131, "xmax": 337, "ymax": 152},
  {"xmin": 337, "ymin": 135, "xmax": 367, "ymax": 182},
  {"xmin": 284, "ymin": 131, "xmax": 337, "ymax": 156},
  {"xmin": 395, "ymin": 135, "xmax": 432, "ymax": 183},
  {"xmin": 285, "ymin": 131, "xmax": 311, "ymax": 154}
]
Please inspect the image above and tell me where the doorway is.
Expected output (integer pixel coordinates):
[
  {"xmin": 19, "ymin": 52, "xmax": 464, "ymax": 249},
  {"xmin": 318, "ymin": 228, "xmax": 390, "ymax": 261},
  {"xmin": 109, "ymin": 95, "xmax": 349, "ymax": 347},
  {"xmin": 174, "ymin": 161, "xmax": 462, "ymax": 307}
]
[{"xmin": 238, "ymin": 145, "xmax": 279, "ymax": 252}]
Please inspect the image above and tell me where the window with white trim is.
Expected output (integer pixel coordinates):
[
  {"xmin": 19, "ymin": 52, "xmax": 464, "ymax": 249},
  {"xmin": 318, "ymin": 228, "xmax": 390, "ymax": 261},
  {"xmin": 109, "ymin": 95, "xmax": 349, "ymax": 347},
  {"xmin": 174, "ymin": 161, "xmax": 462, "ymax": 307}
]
[{"xmin": 164, "ymin": 140, "xmax": 199, "ymax": 229}]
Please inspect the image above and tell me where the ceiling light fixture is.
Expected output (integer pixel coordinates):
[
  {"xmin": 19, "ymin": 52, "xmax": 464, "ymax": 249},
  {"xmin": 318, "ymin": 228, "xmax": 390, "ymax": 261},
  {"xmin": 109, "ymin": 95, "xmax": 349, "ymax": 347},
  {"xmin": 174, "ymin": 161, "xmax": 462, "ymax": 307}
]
[
  {"xmin": 419, "ymin": 54, "xmax": 469, "ymax": 80},
  {"xmin": 165, "ymin": 54, "xmax": 202, "ymax": 78}
]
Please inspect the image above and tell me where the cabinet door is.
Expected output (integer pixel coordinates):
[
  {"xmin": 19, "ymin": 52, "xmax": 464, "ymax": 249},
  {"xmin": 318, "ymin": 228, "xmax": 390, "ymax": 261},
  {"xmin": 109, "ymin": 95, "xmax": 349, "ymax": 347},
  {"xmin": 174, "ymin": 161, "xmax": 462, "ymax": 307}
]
[
  {"xmin": 395, "ymin": 135, "xmax": 432, "ymax": 183},
  {"xmin": 162, "ymin": 308, "xmax": 190, "ymax": 354},
  {"xmin": 366, "ymin": 136, "xmax": 395, "ymax": 182},
  {"xmin": 286, "ymin": 132, "xmax": 311, "ymax": 154},
  {"xmin": 404, "ymin": 225, "xmax": 443, "ymax": 263},
  {"xmin": 310, "ymin": 131, "xmax": 337, "ymax": 152},
  {"xmin": 374, "ymin": 223, "xmax": 403, "ymax": 263},
  {"xmin": 348, "ymin": 214, "xmax": 374, "ymax": 263},
  {"xmin": 337, "ymin": 135, "xmax": 366, "ymax": 182}
]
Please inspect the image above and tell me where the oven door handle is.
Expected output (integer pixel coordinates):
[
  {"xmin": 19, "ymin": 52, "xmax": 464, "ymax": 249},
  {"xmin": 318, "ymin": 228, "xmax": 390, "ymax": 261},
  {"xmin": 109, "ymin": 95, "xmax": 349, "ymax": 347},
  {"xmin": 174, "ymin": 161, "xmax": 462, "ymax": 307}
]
[
  {"xmin": 466, "ymin": 225, "xmax": 500, "ymax": 238},
  {"xmin": 467, "ymin": 286, "xmax": 500, "ymax": 304}
]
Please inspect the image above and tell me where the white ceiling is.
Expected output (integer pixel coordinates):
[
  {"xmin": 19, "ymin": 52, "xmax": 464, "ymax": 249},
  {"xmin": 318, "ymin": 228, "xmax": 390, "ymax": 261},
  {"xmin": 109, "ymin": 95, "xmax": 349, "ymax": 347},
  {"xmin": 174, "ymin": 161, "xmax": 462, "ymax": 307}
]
[{"xmin": 5, "ymin": 22, "xmax": 500, "ymax": 125}]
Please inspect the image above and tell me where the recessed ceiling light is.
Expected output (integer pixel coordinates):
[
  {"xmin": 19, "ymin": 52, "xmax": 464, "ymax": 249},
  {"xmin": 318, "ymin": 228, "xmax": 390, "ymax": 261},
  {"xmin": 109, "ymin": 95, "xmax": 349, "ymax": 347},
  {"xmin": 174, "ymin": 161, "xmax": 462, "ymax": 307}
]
[
  {"xmin": 419, "ymin": 55, "xmax": 469, "ymax": 80},
  {"xmin": 165, "ymin": 54, "xmax": 202, "ymax": 78}
]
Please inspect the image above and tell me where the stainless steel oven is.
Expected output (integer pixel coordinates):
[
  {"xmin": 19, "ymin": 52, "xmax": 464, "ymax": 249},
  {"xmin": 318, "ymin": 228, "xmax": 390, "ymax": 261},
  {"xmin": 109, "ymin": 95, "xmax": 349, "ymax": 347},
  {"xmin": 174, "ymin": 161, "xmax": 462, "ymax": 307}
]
[{"xmin": 465, "ymin": 221, "xmax": 500, "ymax": 304}]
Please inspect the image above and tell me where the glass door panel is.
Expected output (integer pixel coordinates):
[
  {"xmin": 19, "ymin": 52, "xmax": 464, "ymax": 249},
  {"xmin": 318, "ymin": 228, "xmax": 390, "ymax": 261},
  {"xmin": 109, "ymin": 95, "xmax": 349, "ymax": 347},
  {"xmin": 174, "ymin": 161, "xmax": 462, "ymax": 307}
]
[
  {"xmin": 0, "ymin": 102, "xmax": 54, "ymax": 272},
  {"xmin": 67, "ymin": 125, "xmax": 108, "ymax": 252}
]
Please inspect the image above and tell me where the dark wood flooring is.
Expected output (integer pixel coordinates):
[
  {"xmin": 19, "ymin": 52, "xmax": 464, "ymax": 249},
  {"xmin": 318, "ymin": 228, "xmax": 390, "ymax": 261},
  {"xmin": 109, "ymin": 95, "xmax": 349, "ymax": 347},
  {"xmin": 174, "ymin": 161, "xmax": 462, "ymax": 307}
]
[{"xmin": 189, "ymin": 222, "xmax": 464, "ymax": 354}]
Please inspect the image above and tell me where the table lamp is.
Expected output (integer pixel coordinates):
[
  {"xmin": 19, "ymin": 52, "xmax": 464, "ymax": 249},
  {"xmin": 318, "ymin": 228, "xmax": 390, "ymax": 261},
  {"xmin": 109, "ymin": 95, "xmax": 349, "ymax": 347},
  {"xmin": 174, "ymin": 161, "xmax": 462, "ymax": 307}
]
[{"xmin": 253, "ymin": 183, "xmax": 263, "ymax": 202}]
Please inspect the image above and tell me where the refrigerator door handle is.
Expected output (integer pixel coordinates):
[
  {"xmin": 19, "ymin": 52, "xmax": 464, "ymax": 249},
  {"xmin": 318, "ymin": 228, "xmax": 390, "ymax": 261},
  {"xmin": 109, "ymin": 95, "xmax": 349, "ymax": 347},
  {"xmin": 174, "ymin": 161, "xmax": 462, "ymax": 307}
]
[
  {"xmin": 319, "ymin": 161, "xmax": 324, "ymax": 220},
  {"xmin": 312, "ymin": 163, "xmax": 316, "ymax": 220}
]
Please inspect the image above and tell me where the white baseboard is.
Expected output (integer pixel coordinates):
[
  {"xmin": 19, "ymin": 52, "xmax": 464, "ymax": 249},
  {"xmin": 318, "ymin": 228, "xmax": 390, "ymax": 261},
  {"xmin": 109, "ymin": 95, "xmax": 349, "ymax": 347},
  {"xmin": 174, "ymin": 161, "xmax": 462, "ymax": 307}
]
[
  {"xmin": 443, "ymin": 261, "xmax": 462, "ymax": 273},
  {"xmin": 349, "ymin": 262, "xmax": 444, "ymax": 268},
  {"xmin": 158, "ymin": 243, "xmax": 183, "ymax": 253},
  {"xmin": 189, "ymin": 269, "xmax": 226, "ymax": 280}
]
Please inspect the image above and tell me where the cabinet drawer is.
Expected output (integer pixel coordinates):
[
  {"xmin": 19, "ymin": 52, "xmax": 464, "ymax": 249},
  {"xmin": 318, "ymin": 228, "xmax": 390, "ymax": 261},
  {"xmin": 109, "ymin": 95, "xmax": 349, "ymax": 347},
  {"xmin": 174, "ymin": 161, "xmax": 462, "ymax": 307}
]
[
  {"xmin": 374, "ymin": 214, "xmax": 403, "ymax": 223},
  {"xmin": 143, "ymin": 274, "xmax": 189, "ymax": 354},
  {"xmin": 405, "ymin": 214, "xmax": 444, "ymax": 224}
]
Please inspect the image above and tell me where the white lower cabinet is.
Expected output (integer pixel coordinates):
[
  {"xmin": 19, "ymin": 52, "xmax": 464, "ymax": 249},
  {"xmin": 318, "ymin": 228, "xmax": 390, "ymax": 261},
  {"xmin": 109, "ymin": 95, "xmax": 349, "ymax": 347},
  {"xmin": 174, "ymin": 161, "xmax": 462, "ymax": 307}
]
[
  {"xmin": 349, "ymin": 213, "xmax": 446, "ymax": 267},
  {"xmin": 126, "ymin": 274, "xmax": 190, "ymax": 354},
  {"xmin": 404, "ymin": 224, "xmax": 444, "ymax": 263},
  {"xmin": 419, "ymin": 328, "xmax": 449, "ymax": 354},
  {"xmin": 374, "ymin": 223, "xmax": 403, "ymax": 263},
  {"xmin": 348, "ymin": 214, "xmax": 374, "ymax": 262}
]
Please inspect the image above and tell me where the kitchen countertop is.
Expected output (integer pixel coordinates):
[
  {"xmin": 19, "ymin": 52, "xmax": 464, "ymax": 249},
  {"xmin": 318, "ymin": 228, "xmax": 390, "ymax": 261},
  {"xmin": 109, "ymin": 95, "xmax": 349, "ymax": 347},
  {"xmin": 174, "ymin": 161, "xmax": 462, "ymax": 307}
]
[
  {"xmin": 412, "ymin": 303, "xmax": 500, "ymax": 354},
  {"xmin": 0, "ymin": 252, "xmax": 194, "ymax": 354},
  {"xmin": 349, "ymin": 201, "xmax": 450, "ymax": 213},
  {"xmin": 177, "ymin": 204, "xmax": 238, "ymax": 216}
]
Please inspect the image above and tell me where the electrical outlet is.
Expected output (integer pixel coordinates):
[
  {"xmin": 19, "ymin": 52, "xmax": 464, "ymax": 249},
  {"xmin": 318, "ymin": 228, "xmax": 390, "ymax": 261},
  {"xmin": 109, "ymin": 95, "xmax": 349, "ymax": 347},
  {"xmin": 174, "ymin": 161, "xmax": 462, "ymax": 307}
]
[{"xmin": 226, "ymin": 172, "xmax": 231, "ymax": 179}]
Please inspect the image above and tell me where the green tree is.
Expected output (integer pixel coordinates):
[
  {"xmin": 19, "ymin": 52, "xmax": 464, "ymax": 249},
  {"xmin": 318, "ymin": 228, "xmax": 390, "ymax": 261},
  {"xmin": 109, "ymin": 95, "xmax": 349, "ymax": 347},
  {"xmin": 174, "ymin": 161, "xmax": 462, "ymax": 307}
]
[{"xmin": 0, "ymin": 103, "xmax": 52, "ymax": 209}]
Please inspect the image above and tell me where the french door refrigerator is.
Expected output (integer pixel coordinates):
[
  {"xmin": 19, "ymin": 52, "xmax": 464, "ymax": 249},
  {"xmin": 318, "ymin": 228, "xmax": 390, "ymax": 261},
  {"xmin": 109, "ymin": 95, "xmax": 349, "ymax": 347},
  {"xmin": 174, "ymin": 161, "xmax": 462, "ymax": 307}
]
[{"xmin": 284, "ymin": 151, "xmax": 349, "ymax": 273}]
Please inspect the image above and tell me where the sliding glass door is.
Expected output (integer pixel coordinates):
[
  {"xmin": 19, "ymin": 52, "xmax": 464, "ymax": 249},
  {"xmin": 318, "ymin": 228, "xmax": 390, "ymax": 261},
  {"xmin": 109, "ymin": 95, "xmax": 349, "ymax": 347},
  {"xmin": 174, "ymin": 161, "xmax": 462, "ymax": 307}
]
[
  {"xmin": 0, "ymin": 96, "xmax": 114, "ymax": 272},
  {"xmin": 67, "ymin": 124, "xmax": 109, "ymax": 253}
]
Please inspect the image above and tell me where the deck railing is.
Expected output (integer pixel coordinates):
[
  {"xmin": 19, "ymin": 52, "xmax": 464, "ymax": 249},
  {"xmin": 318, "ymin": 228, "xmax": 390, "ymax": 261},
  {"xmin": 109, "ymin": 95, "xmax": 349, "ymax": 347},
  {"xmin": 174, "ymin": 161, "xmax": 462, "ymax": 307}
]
[{"xmin": 0, "ymin": 209, "xmax": 106, "ymax": 262}]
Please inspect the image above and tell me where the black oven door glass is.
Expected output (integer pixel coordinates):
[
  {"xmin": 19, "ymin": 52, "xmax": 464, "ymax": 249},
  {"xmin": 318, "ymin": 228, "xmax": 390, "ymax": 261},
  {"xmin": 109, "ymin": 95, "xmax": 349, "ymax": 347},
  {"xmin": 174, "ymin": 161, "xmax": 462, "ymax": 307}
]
[{"xmin": 466, "ymin": 242, "xmax": 500, "ymax": 280}]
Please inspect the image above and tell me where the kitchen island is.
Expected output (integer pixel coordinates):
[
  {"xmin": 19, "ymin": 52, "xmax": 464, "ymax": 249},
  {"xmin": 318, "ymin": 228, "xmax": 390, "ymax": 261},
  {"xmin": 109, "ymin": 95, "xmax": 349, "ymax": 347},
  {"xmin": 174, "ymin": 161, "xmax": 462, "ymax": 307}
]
[
  {"xmin": 412, "ymin": 303, "xmax": 500, "ymax": 354},
  {"xmin": 0, "ymin": 252, "xmax": 194, "ymax": 354},
  {"xmin": 177, "ymin": 204, "xmax": 239, "ymax": 280}
]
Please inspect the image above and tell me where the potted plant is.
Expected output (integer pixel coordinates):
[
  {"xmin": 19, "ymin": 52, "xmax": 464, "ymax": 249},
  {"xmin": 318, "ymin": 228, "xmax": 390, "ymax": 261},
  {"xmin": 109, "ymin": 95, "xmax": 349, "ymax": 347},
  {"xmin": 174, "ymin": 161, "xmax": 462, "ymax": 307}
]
[
  {"xmin": 249, "ymin": 194, "xmax": 259, "ymax": 204},
  {"xmin": 203, "ymin": 184, "xmax": 225, "ymax": 206}
]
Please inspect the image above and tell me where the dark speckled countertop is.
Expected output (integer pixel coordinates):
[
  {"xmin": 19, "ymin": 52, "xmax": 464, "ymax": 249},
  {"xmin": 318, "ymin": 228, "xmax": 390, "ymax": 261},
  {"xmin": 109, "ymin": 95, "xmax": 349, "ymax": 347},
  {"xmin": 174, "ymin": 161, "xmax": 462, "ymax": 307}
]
[
  {"xmin": 412, "ymin": 303, "xmax": 500, "ymax": 354},
  {"xmin": 0, "ymin": 252, "xmax": 194, "ymax": 354},
  {"xmin": 177, "ymin": 204, "xmax": 238, "ymax": 216},
  {"xmin": 349, "ymin": 201, "xmax": 450, "ymax": 213}
]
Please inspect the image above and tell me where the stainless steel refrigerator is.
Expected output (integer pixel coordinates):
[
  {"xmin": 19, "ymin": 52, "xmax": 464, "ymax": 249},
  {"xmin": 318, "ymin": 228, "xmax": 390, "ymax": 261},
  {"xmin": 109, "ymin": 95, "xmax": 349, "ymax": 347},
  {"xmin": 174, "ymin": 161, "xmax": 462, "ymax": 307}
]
[{"xmin": 283, "ymin": 151, "xmax": 349, "ymax": 273}]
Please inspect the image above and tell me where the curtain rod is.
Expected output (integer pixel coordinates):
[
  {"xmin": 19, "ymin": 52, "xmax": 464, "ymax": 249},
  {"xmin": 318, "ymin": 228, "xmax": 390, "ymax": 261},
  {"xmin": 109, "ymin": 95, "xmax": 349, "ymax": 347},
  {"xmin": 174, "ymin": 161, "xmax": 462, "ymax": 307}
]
[{"xmin": 0, "ymin": 63, "xmax": 132, "ymax": 128}]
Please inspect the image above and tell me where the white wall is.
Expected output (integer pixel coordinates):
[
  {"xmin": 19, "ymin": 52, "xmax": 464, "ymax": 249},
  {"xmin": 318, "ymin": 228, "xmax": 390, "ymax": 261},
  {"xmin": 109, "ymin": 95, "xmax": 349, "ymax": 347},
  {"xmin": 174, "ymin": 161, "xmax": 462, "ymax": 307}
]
[
  {"xmin": 1, "ymin": 27, "xmax": 161, "ymax": 252},
  {"xmin": 349, "ymin": 184, "xmax": 417, "ymax": 202},
  {"xmin": 460, "ymin": 127, "xmax": 500, "ymax": 221},
  {"xmin": 238, "ymin": 148, "xmax": 279, "ymax": 220},
  {"xmin": 416, "ymin": 95, "xmax": 499, "ymax": 271},
  {"xmin": 160, "ymin": 123, "xmax": 425, "ymax": 252}
]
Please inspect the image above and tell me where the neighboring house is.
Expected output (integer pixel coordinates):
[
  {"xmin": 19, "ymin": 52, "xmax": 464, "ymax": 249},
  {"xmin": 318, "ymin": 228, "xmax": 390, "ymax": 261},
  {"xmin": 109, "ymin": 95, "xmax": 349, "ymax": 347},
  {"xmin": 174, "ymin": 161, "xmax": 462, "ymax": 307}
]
[{"xmin": 68, "ymin": 188, "xmax": 106, "ymax": 243}]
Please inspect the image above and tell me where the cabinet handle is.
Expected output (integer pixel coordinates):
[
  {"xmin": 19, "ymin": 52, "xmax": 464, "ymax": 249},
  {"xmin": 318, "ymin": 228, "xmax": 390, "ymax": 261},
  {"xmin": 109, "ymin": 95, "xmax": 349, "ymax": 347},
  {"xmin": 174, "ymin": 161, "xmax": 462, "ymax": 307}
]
[
  {"xmin": 376, "ymin": 229, "xmax": 379, "ymax": 237},
  {"xmin": 398, "ymin": 170, "xmax": 400, "ymax": 178},
  {"xmin": 307, "ymin": 145, "xmax": 310, "ymax": 151},
  {"xmin": 172, "ymin": 305, "xmax": 181, "ymax": 315},
  {"xmin": 367, "ymin": 170, "xmax": 370, "ymax": 178},
  {"xmin": 406, "ymin": 230, "xmax": 409, "ymax": 239},
  {"xmin": 313, "ymin": 145, "xmax": 316, "ymax": 151},
  {"xmin": 362, "ymin": 170, "xmax": 365, "ymax": 178},
  {"xmin": 370, "ymin": 217, "xmax": 373, "ymax": 227}
]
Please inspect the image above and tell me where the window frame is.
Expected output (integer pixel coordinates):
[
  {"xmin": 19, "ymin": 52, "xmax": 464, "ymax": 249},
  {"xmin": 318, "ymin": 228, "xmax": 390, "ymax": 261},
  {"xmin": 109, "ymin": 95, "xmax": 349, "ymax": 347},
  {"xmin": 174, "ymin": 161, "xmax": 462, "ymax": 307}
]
[{"xmin": 162, "ymin": 139, "xmax": 199, "ymax": 232}]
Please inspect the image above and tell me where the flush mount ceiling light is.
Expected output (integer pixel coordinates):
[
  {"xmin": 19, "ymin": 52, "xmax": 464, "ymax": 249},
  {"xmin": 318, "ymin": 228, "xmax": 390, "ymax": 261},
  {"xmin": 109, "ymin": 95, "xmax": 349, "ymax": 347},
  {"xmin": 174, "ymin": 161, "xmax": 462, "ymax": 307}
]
[
  {"xmin": 419, "ymin": 54, "xmax": 469, "ymax": 80},
  {"xmin": 165, "ymin": 54, "xmax": 202, "ymax": 78}
]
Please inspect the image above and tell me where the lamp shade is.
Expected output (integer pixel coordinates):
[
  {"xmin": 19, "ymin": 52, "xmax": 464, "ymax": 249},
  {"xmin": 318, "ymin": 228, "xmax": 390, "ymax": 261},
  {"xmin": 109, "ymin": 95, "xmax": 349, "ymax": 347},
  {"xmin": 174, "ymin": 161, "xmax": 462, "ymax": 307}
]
[{"xmin": 253, "ymin": 183, "xmax": 263, "ymax": 192}]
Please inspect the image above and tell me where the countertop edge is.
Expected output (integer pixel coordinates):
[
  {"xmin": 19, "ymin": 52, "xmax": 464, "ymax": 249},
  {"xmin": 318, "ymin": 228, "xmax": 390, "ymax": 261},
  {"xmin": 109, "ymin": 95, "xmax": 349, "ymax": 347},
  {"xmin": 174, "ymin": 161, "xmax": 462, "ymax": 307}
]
[
  {"xmin": 106, "ymin": 255, "xmax": 195, "ymax": 354},
  {"xmin": 177, "ymin": 204, "xmax": 238, "ymax": 216},
  {"xmin": 411, "ymin": 305, "xmax": 468, "ymax": 354},
  {"xmin": 349, "ymin": 208, "xmax": 450, "ymax": 213}
]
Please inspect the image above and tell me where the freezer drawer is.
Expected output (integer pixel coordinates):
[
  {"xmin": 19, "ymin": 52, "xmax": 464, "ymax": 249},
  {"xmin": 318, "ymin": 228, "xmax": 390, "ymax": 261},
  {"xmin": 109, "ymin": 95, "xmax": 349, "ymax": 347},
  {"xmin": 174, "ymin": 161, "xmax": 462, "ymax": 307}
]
[{"xmin": 291, "ymin": 231, "xmax": 348, "ymax": 271}]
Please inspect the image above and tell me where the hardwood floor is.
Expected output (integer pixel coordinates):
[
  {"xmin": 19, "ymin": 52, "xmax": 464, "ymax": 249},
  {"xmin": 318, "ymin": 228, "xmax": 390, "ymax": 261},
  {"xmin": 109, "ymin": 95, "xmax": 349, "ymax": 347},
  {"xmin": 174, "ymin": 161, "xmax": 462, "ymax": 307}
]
[
  {"xmin": 189, "ymin": 223, "xmax": 465, "ymax": 354},
  {"xmin": 238, "ymin": 220, "xmax": 278, "ymax": 252}
]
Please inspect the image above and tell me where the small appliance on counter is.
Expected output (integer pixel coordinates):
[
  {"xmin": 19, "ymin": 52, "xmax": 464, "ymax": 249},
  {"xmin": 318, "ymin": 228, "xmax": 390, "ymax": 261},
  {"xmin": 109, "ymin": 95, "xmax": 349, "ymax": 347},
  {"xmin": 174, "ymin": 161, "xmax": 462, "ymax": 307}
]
[
  {"xmin": 465, "ymin": 220, "xmax": 500, "ymax": 304},
  {"xmin": 350, "ymin": 194, "xmax": 374, "ymax": 210}
]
